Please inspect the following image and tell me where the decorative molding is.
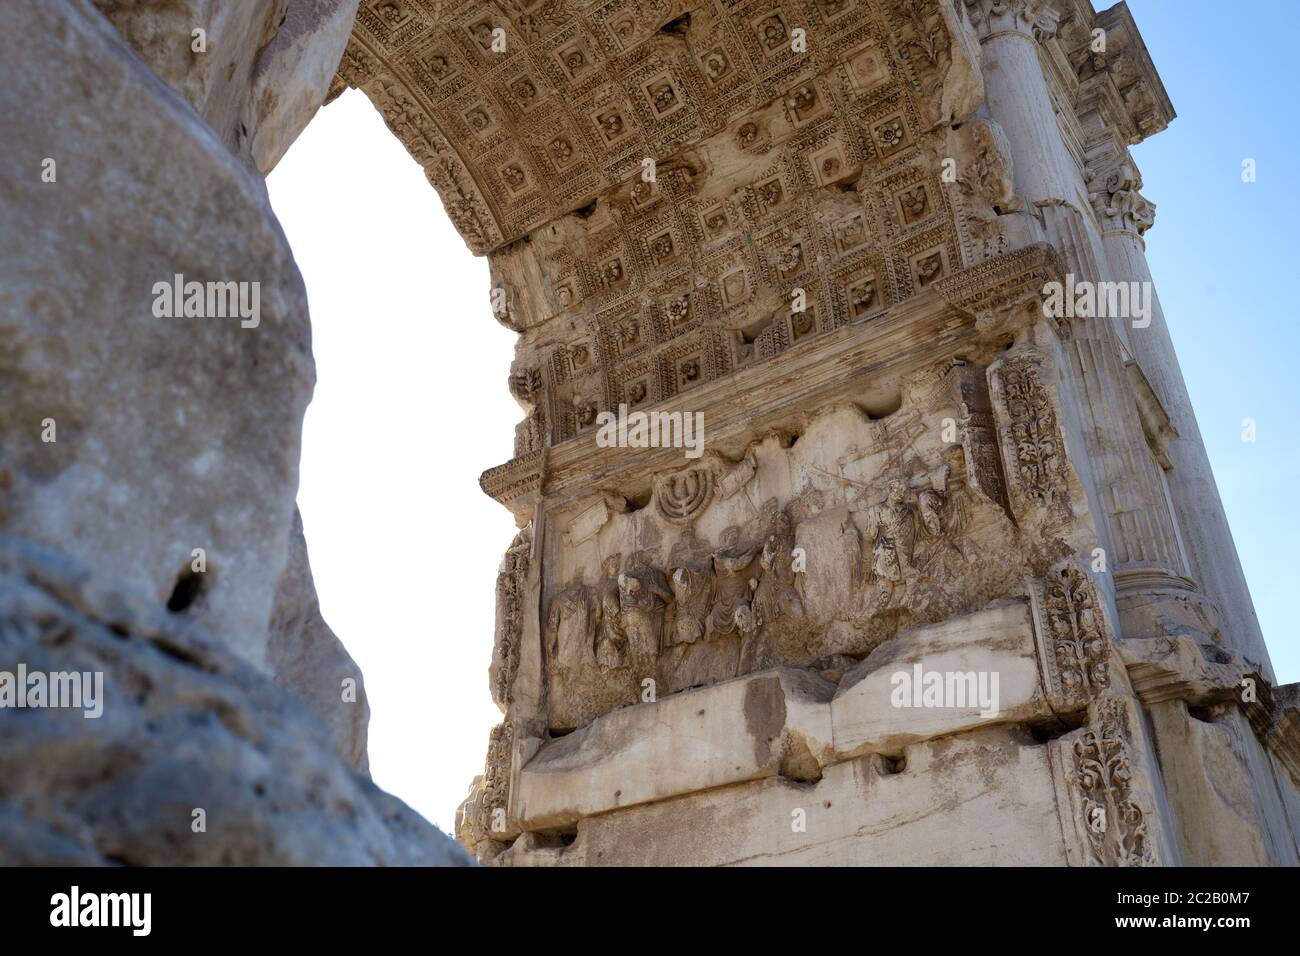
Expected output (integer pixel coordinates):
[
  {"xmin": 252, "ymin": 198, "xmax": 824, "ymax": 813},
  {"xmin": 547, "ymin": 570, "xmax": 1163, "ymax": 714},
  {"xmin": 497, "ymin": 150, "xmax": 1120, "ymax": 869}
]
[
  {"xmin": 481, "ymin": 247, "xmax": 1057, "ymax": 514},
  {"xmin": 1070, "ymin": 695, "xmax": 1156, "ymax": 866},
  {"xmin": 1087, "ymin": 160, "xmax": 1155, "ymax": 238},
  {"xmin": 1031, "ymin": 561, "xmax": 1112, "ymax": 708},
  {"xmin": 987, "ymin": 349, "xmax": 1073, "ymax": 521}
]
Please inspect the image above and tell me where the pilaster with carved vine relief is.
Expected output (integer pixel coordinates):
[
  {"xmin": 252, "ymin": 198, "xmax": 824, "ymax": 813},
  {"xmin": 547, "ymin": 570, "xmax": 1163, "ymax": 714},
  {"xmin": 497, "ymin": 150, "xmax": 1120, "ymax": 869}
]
[
  {"xmin": 1030, "ymin": 561, "xmax": 1116, "ymax": 710},
  {"xmin": 1051, "ymin": 694, "xmax": 1170, "ymax": 866},
  {"xmin": 986, "ymin": 347, "xmax": 1081, "ymax": 534},
  {"xmin": 1029, "ymin": 559, "xmax": 1179, "ymax": 866}
]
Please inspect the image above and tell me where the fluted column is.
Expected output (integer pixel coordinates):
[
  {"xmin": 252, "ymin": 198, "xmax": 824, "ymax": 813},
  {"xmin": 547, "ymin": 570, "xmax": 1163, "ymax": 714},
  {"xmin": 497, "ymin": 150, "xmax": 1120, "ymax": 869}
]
[
  {"xmin": 967, "ymin": 0, "xmax": 1190, "ymax": 593},
  {"xmin": 1092, "ymin": 162, "xmax": 1272, "ymax": 678}
]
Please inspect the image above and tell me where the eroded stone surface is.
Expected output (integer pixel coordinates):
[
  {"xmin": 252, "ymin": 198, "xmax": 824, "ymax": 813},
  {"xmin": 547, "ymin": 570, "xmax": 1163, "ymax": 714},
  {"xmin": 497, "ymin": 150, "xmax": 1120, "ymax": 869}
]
[
  {"xmin": 0, "ymin": 537, "xmax": 468, "ymax": 866},
  {"xmin": 268, "ymin": 508, "xmax": 370, "ymax": 772},
  {"xmin": 91, "ymin": 0, "xmax": 360, "ymax": 173},
  {"xmin": 832, "ymin": 601, "xmax": 1047, "ymax": 756},
  {"xmin": 1, "ymin": 0, "xmax": 313, "ymax": 663},
  {"xmin": 515, "ymin": 667, "xmax": 834, "ymax": 829},
  {"xmin": 504, "ymin": 725, "xmax": 1068, "ymax": 867}
]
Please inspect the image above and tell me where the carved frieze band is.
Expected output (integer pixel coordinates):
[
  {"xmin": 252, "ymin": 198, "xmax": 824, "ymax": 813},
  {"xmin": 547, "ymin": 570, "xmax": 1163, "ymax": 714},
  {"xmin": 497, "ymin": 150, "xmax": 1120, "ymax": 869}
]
[{"xmin": 489, "ymin": 523, "xmax": 533, "ymax": 710}]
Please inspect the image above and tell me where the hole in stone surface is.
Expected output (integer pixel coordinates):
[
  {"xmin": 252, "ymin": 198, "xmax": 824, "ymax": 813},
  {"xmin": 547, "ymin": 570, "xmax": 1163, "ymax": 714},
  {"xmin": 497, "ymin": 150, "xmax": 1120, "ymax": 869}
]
[
  {"xmin": 881, "ymin": 754, "xmax": 906, "ymax": 774},
  {"xmin": 529, "ymin": 828, "xmax": 577, "ymax": 848},
  {"xmin": 625, "ymin": 487, "xmax": 652, "ymax": 511},
  {"xmin": 660, "ymin": 13, "xmax": 691, "ymax": 36},
  {"xmin": 1189, "ymin": 702, "xmax": 1229, "ymax": 723},
  {"xmin": 738, "ymin": 313, "xmax": 772, "ymax": 343},
  {"xmin": 862, "ymin": 389, "xmax": 903, "ymax": 419},
  {"xmin": 574, "ymin": 199, "xmax": 598, "ymax": 219},
  {"xmin": 166, "ymin": 567, "xmax": 207, "ymax": 614},
  {"xmin": 1025, "ymin": 711, "xmax": 1086, "ymax": 742},
  {"xmin": 779, "ymin": 735, "xmax": 822, "ymax": 783}
]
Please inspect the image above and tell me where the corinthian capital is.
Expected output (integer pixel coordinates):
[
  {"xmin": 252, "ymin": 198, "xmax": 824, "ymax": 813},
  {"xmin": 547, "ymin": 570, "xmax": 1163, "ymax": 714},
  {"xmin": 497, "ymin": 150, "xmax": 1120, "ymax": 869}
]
[
  {"xmin": 963, "ymin": 0, "xmax": 1059, "ymax": 42},
  {"xmin": 1087, "ymin": 162, "xmax": 1156, "ymax": 237}
]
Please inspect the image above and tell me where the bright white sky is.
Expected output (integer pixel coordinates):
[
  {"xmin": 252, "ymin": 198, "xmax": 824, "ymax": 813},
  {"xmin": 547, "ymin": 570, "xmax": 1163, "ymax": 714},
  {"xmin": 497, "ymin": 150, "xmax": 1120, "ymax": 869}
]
[{"xmin": 267, "ymin": 89, "xmax": 519, "ymax": 834}]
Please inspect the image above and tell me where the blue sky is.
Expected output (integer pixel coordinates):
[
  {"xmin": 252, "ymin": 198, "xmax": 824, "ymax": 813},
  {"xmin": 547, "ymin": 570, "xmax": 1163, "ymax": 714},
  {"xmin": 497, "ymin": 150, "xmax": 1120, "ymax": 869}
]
[{"xmin": 1124, "ymin": 0, "xmax": 1298, "ymax": 682}]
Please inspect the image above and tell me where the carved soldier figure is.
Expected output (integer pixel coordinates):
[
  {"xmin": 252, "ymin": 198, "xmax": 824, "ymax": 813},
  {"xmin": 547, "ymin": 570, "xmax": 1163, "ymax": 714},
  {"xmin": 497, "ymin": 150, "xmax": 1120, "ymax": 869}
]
[
  {"xmin": 917, "ymin": 451, "xmax": 976, "ymax": 577},
  {"xmin": 865, "ymin": 478, "xmax": 916, "ymax": 582},
  {"xmin": 710, "ymin": 526, "xmax": 760, "ymax": 638},
  {"xmin": 594, "ymin": 553, "xmax": 626, "ymax": 670},
  {"xmin": 755, "ymin": 534, "xmax": 803, "ymax": 628},
  {"xmin": 618, "ymin": 551, "xmax": 673, "ymax": 665},
  {"xmin": 917, "ymin": 490, "xmax": 970, "ymax": 575},
  {"xmin": 863, "ymin": 478, "xmax": 917, "ymax": 611},
  {"xmin": 917, "ymin": 487, "xmax": 945, "ymax": 533}
]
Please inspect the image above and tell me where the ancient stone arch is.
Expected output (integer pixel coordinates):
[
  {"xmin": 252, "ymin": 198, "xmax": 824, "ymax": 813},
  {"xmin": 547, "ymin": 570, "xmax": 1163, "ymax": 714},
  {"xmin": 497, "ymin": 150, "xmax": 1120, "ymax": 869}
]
[
  {"xmin": 323, "ymin": 0, "xmax": 1300, "ymax": 866},
  {"xmin": 3, "ymin": 0, "xmax": 1299, "ymax": 867}
]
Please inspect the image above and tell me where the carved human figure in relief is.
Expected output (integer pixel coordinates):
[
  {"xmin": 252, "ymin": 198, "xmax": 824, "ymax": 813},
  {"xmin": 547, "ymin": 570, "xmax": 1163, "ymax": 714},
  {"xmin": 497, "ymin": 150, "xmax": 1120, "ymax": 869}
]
[
  {"xmin": 618, "ymin": 551, "xmax": 673, "ymax": 664},
  {"xmin": 546, "ymin": 581, "xmax": 596, "ymax": 676},
  {"xmin": 863, "ymin": 478, "xmax": 919, "ymax": 611},
  {"xmin": 865, "ymin": 479, "xmax": 916, "ymax": 581},
  {"xmin": 753, "ymin": 499, "xmax": 803, "ymax": 627},
  {"xmin": 667, "ymin": 535, "xmax": 714, "ymax": 647},
  {"xmin": 594, "ymin": 553, "xmax": 626, "ymax": 670},
  {"xmin": 709, "ymin": 526, "xmax": 760, "ymax": 638},
  {"xmin": 915, "ymin": 461, "xmax": 973, "ymax": 577}
]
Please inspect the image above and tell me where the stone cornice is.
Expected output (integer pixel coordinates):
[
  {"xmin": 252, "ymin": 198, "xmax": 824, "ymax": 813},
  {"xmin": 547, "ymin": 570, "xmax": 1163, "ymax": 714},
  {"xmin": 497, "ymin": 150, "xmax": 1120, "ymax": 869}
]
[
  {"xmin": 1064, "ymin": 2, "xmax": 1175, "ymax": 145},
  {"xmin": 480, "ymin": 244, "xmax": 1065, "ymax": 517}
]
